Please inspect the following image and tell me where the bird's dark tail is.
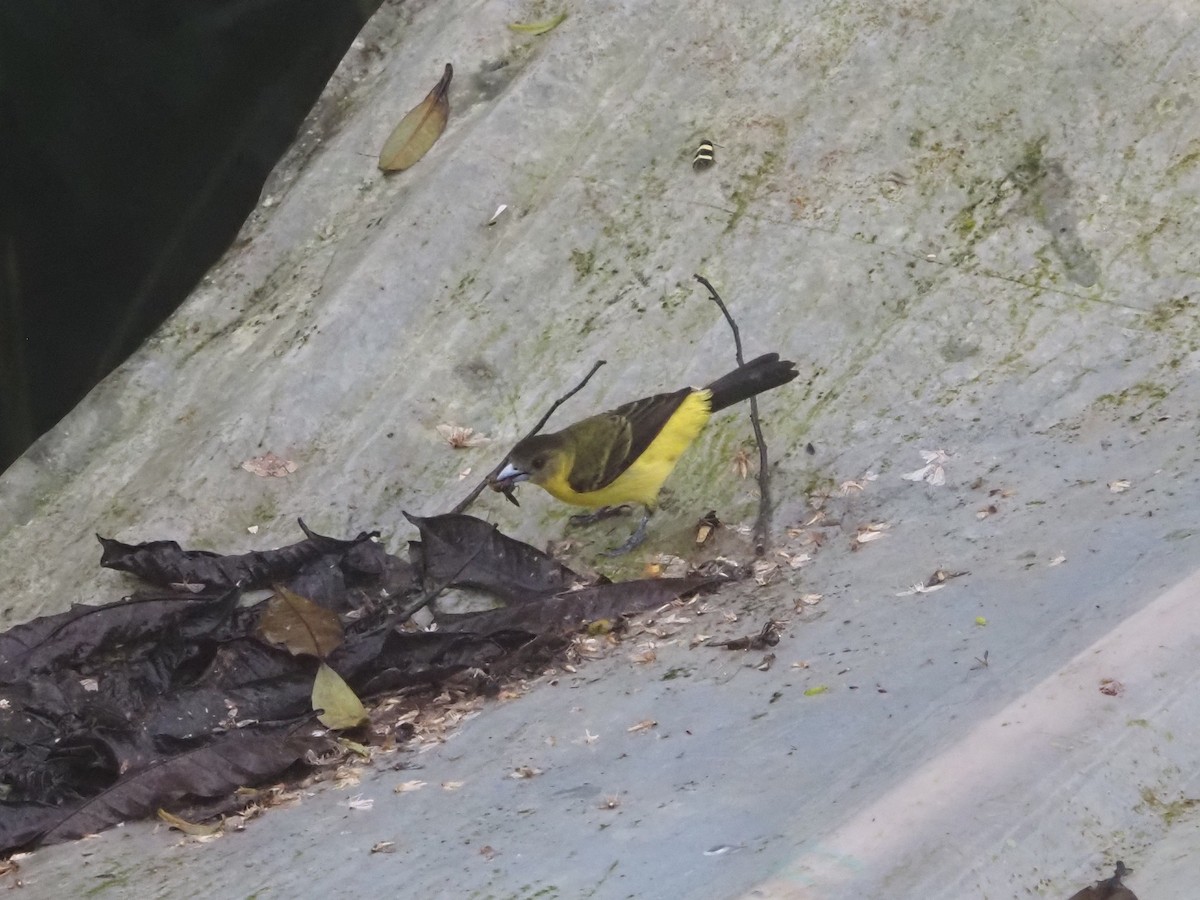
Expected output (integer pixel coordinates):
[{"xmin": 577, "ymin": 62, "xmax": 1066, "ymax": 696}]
[{"xmin": 704, "ymin": 353, "xmax": 799, "ymax": 412}]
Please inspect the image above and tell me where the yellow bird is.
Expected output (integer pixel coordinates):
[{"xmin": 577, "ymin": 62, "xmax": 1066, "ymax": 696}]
[{"xmin": 492, "ymin": 353, "xmax": 798, "ymax": 553}]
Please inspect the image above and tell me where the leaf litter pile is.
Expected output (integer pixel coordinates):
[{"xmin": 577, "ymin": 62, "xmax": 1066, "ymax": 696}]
[{"xmin": 0, "ymin": 515, "xmax": 716, "ymax": 855}]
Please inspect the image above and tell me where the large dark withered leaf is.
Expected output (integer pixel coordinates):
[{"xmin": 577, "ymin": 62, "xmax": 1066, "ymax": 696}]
[
  {"xmin": 436, "ymin": 577, "xmax": 716, "ymax": 634},
  {"xmin": 406, "ymin": 512, "xmax": 583, "ymax": 603},
  {"xmin": 257, "ymin": 586, "xmax": 344, "ymax": 659},
  {"xmin": 35, "ymin": 728, "xmax": 323, "ymax": 849},
  {"xmin": 0, "ymin": 589, "xmax": 238, "ymax": 680},
  {"xmin": 97, "ymin": 520, "xmax": 379, "ymax": 590}
]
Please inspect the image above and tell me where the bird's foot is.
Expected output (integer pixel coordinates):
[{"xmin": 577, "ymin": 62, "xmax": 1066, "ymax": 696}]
[
  {"xmin": 602, "ymin": 513, "xmax": 651, "ymax": 557},
  {"xmin": 568, "ymin": 505, "xmax": 631, "ymax": 528}
]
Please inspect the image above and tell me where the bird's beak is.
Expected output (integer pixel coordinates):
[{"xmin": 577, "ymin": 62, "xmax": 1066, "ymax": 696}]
[
  {"xmin": 495, "ymin": 462, "xmax": 529, "ymax": 485},
  {"xmin": 490, "ymin": 462, "xmax": 527, "ymax": 507}
]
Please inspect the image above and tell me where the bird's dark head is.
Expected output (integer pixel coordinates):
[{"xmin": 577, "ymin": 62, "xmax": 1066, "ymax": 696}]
[{"xmin": 492, "ymin": 434, "xmax": 567, "ymax": 491}]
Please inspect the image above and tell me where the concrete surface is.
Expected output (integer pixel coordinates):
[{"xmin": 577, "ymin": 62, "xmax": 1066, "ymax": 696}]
[{"xmin": 3, "ymin": 0, "xmax": 1200, "ymax": 897}]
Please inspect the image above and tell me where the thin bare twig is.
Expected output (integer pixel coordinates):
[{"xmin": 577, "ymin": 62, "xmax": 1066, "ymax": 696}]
[
  {"xmin": 694, "ymin": 274, "xmax": 773, "ymax": 556},
  {"xmin": 450, "ymin": 359, "xmax": 607, "ymax": 514},
  {"xmin": 387, "ymin": 543, "xmax": 485, "ymax": 628}
]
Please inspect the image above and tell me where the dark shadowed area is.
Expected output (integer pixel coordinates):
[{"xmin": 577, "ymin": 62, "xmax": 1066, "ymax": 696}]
[{"xmin": 0, "ymin": 0, "xmax": 378, "ymax": 472}]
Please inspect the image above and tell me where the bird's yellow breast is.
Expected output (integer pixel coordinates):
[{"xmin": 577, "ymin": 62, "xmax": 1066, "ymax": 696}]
[{"xmin": 539, "ymin": 390, "xmax": 712, "ymax": 509}]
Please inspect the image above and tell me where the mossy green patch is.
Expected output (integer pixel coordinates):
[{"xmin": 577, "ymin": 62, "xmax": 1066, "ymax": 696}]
[
  {"xmin": 570, "ymin": 248, "xmax": 596, "ymax": 281},
  {"xmin": 1095, "ymin": 380, "xmax": 1169, "ymax": 409},
  {"xmin": 1138, "ymin": 786, "xmax": 1200, "ymax": 825}
]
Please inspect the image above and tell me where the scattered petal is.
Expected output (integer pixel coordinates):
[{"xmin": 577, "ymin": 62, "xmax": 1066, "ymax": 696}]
[
  {"xmin": 436, "ymin": 424, "xmax": 490, "ymax": 449},
  {"xmin": 394, "ymin": 780, "xmax": 426, "ymax": 793},
  {"xmin": 902, "ymin": 449, "xmax": 950, "ymax": 485},
  {"xmin": 853, "ymin": 523, "xmax": 890, "ymax": 549},
  {"xmin": 895, "ymin": 583, "xmax": 946, "ymax": 597},
  {"xmin": 776, "ymin": 550, "xmax": 812, "ymax": 569},
  {"xmin": 371, "ymin": 841, "xmax": 396, "ymax": 854},
  {"xmin": 752, "ymin": 560, "xmax": 780, "ymax": 585},
  {"xmin": 1099, "ymin": 678, "xmax": 1124, "ymax": 696},
  {"xmin": 704, "ymin": 844, "xmax": 743, "ymax": 856},
  {"xmin": 975, "ymin": 616, "xmax": 987, "ymax": 626},
  {"xmin": 345, "ymin": 794, "xmax": 374, "ymax": 810},
  {"xmin": 793, "ymin": 593, "xmax": 823, "ymax": 610},
  {"xmin": 441, "ymin": 781, "xmax": 465, "ymax": 791},
  {"xmin": 509, "ymin": 766, "xmax": 542, "ymax": 779},
  {"xmin": 1108, "ymin": 479, "xmax": 1131, "ymax": 493},
  {"xmin": 486, "ymin": 204, "xmax": 508, "ymax": 226},
  {"xmin": 1048, "ymin": 553, "xmax": 1067, "ymax": 567},
  {"xmin": 731, "ymin": 447, "xmax": 754, "ymax": 479},
  {"xmin": 598, "ymin": 794, "xmax": 620, "ymax": 809},
  {"xmin": 627, "ymin": 719, "xmax": 657, "ymax": 733},
  {"xmin": 803, "ymin": 685, "xmax": 829, "ymax": 696}
]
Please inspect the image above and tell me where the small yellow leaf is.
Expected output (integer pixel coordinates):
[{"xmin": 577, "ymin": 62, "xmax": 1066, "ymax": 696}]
[
  {"xmin": 507, "ymin": 11, "xmax": 567, "ymax": 35},
  {"xmin": 975, "ymin": 616, "xmax": 988, "ymax": 626},
  {"xmin": 379, "ymin": 63, "xmax": 452, "ymax": 171},
  {"xmin": 312, "ymin": 661, "xmax": 369, "ymax": 730},
  {"xmin": 157, "ymin": 808, "xmax": 221, "ymax": 836},
  {"xmin": 803, "ymin": 685, "xmax": 829, "ymax": 696}
]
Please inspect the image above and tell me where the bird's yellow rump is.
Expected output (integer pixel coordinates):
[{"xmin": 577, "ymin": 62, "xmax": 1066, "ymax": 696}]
[{"xmin": 493, "ymin": 353, "xmax": 798, "ymax": 553}]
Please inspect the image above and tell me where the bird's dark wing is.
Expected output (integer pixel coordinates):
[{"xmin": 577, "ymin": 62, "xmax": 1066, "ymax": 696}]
[{"xmin": 565, "ymin": 388, "xmax": 691, "ymax": 493}]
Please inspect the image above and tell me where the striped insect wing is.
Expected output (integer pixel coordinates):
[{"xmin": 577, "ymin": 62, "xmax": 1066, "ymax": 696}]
[{"xmin": 693, "ymin": 139, "xmax": 715, "ymax": 170}]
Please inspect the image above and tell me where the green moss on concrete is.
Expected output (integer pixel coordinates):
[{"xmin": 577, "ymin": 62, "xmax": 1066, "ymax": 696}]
[{"xmin": 570, "ymin": 248, "xmax": 596, "ymax": 281}]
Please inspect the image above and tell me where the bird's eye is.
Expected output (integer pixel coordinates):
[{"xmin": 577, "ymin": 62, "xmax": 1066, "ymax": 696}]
[{"xmin": 532, "ymin": 456, "xmax": 545, "ymax": 470}]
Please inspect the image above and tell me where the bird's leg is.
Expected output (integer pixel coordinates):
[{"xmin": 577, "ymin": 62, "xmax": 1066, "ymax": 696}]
[
  {"xmin": 568, "ymin": 505, "xmax": 631, "ymax": 527},
  {"xmin": 602, "ymin": 510, "xmax": 651, "ymax": 557}
]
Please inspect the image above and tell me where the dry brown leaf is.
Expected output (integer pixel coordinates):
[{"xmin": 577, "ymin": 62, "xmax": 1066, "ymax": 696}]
[
  {"xmin": 379, "ymin": 63, "xmax": 453, "ymax": 171},
  {"xmin": 240, "ymin": 451, "xmax": 298, "ymax": 477},
  {"xmin": 258, "ymin": 586, "xmax": 344, "ymax": 658}
]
